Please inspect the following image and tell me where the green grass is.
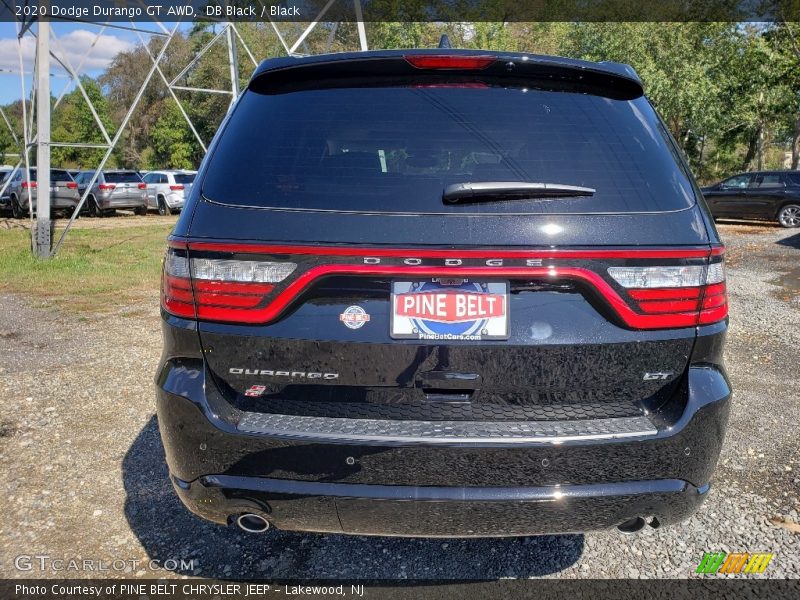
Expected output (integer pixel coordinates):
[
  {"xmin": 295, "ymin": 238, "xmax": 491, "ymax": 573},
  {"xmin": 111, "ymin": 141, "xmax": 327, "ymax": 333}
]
[{"xmin": 0, "ymin": 223, "xmax": 173, "ymax": 313}]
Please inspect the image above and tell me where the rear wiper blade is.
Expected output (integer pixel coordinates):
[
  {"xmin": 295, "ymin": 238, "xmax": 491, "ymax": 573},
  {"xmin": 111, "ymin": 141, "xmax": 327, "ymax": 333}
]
[{"xmin": 442, "ymin": 181, "xmax": 595, "ymax": 204}]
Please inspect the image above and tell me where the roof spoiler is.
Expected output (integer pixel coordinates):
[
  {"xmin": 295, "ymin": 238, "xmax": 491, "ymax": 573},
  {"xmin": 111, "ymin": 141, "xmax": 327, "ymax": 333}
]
[{"xmin": 249, "ymin": 50, "xmax": 644, "ymax": 100}]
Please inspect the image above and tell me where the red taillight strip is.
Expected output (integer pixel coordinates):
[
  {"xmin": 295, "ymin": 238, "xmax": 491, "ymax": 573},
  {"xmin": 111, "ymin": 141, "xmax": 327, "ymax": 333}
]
[
  {"xmin": 190, "ymin": 264, "xmax": 702, "ymax": 328},
  {"xmin": 699, "ymin": 304, "xmax": 728, "ymax": 324},
  {"xmin": 164, "ymin": 242, "xmax": 727, "ymax": 328},
  {"xmin": 196, "ymin": 292, "xmax": 263, "ymax": 308},
  {"xmin": 638, "ymin": 299, "xmax": 700, "ymax": 314},
  {"xmin": 699, "ymin": 282, "xmax": 728, "ymax": 322},
  {"xmin": 162, "ymin": 275, "xmax": 195, "ymax": 318},
  {"xmin": 702, "ymin": 294, "xmax": 727, "ymax": 309},
  {"xmin": 185, "ymin": 242, "xmax": 713, "ymax": 260},
  {"xmin": 193, "ymin": 279, "xmax": 275, "ymax": 295},
  {"xmin": 628, "ymin": 287, "xmax": 702, "ymax": 301}
]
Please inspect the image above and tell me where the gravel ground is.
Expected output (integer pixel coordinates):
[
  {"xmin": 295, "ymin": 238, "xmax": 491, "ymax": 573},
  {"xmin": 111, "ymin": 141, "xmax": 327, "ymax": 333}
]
[{"xmin": 0, "ymin": 221, "xmax": 798, "ymax": 580}]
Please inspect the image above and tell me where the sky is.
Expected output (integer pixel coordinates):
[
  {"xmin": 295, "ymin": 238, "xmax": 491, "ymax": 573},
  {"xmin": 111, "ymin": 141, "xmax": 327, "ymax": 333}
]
[{"xmin": 0, "ymin": 21, "xmax": 185, "ymax": 105}]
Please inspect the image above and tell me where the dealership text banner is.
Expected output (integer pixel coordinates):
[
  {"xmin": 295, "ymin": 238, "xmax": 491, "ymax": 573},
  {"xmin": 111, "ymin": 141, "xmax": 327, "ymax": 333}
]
[{"xmin": 3, "ymin": 0, "xmax": 800, "ymax": 23}]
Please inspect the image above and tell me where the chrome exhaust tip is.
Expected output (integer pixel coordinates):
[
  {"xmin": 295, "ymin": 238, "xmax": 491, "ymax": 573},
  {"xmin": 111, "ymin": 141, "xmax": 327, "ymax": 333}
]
[
  {"xmin": 235, "ymin": 513, "xmax": 270, "ymax": 533},
  {"xmin": 617, "ymin": 516, "xmax": 646, "ymax": 534}
]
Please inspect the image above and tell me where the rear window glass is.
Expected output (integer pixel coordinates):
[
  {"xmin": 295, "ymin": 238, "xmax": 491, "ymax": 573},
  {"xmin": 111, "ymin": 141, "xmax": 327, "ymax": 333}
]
[
  {"xmin": 787, "ymin": 173, "xmax": 800, "ymax": 185},
  {"xmin": 104, "ymin": 172, "xmax": 142, "ymax": 183},
  {"xmin": 25, "ymin": 169, "xmax": 74, "ymax": 181},
  {"xmin": 173, "ymin": 173, "xmax": 195, "ymax": 185},
  {"xmin": 202, "ymin": 84, "xmax": 696, "ymax": 214}
]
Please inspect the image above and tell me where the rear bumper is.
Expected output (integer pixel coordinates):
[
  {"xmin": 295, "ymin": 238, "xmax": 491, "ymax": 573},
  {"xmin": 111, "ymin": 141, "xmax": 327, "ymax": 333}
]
[
  {"xmin": 155, "ymin": 321, "xmax": 731, "ymax": 537},
  {"xmin": 18, "ymin": 195, "xmax": 78, "ymax": 210},
  {"xmin": 172, "ymin": 474, "xmax": 710, "ymax": 537},
  {"xmin": 166, "ymin": 192, "xmax": 186, "ymax": 208},
  {"xmin": 98, "ymin": 195, "xmax": 146, "ymax": 209}
]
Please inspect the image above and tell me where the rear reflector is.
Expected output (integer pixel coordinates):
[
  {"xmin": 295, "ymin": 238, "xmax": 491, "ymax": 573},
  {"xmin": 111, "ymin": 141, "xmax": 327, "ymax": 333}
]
[{"xmin": 404, "ymin": 55, "xmax": 495, "ymax": 70}]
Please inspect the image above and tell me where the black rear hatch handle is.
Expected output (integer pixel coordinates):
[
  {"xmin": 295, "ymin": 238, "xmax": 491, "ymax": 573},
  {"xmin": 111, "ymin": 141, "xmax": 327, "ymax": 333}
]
[
  {"xmin": 416, "ymin": 371, "xmax": 483, "ymax": 389},
  {"xmin": 416, "ymin": 371, "xmax": 483, "ymax": 403}
]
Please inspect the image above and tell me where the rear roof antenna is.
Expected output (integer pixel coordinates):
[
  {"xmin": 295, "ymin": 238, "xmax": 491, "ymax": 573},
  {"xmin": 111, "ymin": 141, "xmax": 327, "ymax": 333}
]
[{"xmin": 438, "ymin": 34, "xmax": 452, "ymax": 49}]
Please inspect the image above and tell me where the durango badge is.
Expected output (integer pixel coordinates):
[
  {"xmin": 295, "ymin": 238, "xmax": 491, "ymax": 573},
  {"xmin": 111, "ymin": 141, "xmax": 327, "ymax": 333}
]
[{"xmin": 340, "ymin": 305, "xmax": 370, "ymax": 329}]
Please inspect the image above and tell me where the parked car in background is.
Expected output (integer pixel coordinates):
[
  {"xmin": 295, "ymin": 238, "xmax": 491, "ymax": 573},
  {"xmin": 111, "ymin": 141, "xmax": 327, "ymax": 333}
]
[
  {"xmin": 6, "ymin": 167, "xmax": 80, "ymax": 218},
  {"xmin": 0, "ymin": 167, "xmax": 13, "ymax": 212},
  {"xmin": 701, "ymin": 170, "xmax": 800, "ymax": 228},
  {"xmin": 73, "ymin": 170, "xmax": 148, "ymax": 217},
  {"xmin": 142, "ymin": 170, "xmax": 196, "ymax": 215}
]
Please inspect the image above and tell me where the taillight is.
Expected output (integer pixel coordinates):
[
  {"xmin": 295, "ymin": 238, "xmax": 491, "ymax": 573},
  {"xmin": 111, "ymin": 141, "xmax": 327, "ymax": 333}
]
[
  {"xmin": 66, "ymin": 182, "xmax": 78, "ymax": 189},
  {"xmin": 608, "ymin": 252, "xmax": 727, "ymax": 327},
  {"xmin": 169, "ymin": 184, "xmax": 184, "ymax": 191},
  {"xmin": 98, "ymin": 183, "xmax": 116, "ymax": 191},
  {"xmin": 404, "ymin": 55, "xmax": 495, "ymax": 70},
  {"xmin": 138, "ymin": 182, "xmax": 147, "ymax": 189},
  {"xmin": 160, "ymin": 247, "xmax": 296, "ymax": 322},
  {"xmin": 161, "ymin": 242, "xmax": 727, "ymax": 329},
  {"xmin": 161, "ymin": 250, "xmax": 195, "ymax": 318},
  {"xmin": 21, "ymin": 181, "xmax": 37, "ymax": 189}
]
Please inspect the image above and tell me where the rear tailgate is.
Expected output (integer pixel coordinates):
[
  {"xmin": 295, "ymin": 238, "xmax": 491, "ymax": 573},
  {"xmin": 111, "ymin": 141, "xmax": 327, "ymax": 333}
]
[
  {"xmin": 104, "ymin": 172, "xmax": 143, "ymax": 202},
  {"xmin": 50, "ymin": 169, "xmax": 77, "ymax": 206},
  {"xmin": 173, "ymin": 173, "xmax": 195, "ymax": 199},
  {"xmin": 172, "ymin": 52, "xmax": 719, "ymax": 427},
  {"xmin": 177, "ymin": 219, "xmax": 714, "ymax": 423}
]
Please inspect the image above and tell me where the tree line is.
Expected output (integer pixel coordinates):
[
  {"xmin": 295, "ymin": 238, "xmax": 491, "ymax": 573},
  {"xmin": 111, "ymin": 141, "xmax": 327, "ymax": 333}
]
[{"xmin": 0, "ymin": 21, "xmax": 798, "ymax": 184}]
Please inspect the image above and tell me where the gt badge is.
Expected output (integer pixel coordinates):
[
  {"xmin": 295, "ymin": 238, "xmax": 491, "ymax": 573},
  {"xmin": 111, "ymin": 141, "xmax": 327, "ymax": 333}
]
[
  {"xmin": 643, "ymin": 372, "xmax": 673, "ymax": 381},
  {"xmin": 340, "ymin": 305, "xmax": 370, "ymax": 329}
]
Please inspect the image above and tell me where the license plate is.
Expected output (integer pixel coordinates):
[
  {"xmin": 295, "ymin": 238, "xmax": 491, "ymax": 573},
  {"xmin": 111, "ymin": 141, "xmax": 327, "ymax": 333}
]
[{"xmin": 391, "ymin": 279, "xmax": 509, "ymax": 341}]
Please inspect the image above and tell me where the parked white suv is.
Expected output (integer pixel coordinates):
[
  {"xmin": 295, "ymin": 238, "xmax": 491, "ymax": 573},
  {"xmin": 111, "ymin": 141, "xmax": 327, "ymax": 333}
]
[{"xmin": 142, "ymin": 170, "xmax": 196, "ymax": 215}]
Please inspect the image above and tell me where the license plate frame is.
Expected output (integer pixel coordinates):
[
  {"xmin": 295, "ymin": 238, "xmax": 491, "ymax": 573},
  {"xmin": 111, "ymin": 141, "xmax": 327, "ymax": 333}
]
[{"xmin": 390, "ymin": 279, "xmax": 509, "ymax": 341}]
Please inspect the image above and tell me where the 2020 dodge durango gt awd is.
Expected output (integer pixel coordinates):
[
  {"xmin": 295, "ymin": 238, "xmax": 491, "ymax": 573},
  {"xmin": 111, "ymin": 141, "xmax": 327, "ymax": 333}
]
[{"xmin": 155, "ymin": 50, "xmax": 731, "ymax": 537}]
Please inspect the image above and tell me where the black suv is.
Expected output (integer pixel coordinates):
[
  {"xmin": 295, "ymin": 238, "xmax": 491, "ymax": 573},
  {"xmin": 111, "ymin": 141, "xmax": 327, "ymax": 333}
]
[
  {"xmin": 156, "ymin": 50, "xmax": 730, "ymax": 537},
  {"xmin": 702, "ymin": 170, "xmax": 800, "ymax": 228}
]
